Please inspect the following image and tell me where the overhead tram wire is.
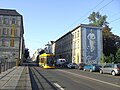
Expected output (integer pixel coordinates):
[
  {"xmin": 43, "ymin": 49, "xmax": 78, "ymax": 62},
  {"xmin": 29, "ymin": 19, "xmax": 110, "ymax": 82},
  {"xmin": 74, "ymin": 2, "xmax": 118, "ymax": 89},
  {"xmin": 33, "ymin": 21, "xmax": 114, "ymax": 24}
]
[
  {"xmin": 81, "ymin": 0, "xmax": 114, "ymax": 23},
  {"xmin": 97, "ymin": 0, "xmax": 114, "ymax": 11},
  {"xmin": 58, "ymin": 0, "xmax": 114, "ymax": 38},
  {"xmin": 109, "ymin": 17, "xmax": 120, "ymax": 23},
  {"xmin": 63, "ymin": 0, "xmax": 105, "ymax": 31},
  {"xmin": 107, "ymin": 11, "xmax": 120, "ymax": 19},
  {"xmin": 108, "ymin": 17, "xmax": 120, "ymax": 36}
]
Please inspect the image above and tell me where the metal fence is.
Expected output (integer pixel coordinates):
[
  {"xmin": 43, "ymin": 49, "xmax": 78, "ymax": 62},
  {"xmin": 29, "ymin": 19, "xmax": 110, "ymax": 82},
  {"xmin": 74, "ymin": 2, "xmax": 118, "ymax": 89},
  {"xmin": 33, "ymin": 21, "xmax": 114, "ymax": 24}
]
[{"xmin": 0, "ymin": 57, "xmax": 16, "ymax": 74}]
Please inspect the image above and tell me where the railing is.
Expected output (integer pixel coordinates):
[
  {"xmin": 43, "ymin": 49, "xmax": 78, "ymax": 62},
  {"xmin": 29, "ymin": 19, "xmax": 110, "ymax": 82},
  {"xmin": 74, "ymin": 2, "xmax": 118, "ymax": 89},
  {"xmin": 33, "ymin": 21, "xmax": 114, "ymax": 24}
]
[{"xmin": 0, "ymin": 57, "xmax": 16, "ymax": 74}]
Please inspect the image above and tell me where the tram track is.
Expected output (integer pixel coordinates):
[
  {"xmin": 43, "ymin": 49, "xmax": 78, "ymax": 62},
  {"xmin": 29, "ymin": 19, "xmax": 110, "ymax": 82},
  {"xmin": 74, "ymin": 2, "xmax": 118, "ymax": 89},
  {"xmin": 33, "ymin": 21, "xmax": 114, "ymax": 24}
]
[{"xmin": 29, "ymin": 67, "xmax": 58, "ymax": 90}]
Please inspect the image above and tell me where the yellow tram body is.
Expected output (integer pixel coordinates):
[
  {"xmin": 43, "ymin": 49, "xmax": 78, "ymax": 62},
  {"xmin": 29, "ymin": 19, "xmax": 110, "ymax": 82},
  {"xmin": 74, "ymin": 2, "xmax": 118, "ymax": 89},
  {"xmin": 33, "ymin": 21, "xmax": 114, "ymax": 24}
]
[{"xmin": 39, "ymin": 53, "xmax": 55, "ymax": 69}]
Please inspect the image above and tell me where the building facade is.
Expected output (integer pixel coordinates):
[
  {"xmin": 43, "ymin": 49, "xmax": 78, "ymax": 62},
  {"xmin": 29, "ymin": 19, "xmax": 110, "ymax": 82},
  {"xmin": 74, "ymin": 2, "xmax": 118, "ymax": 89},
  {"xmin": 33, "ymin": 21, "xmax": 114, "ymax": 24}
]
[
  {"xmin": 32, "ymin": 48, "xmax": 41, "ymax": 62},
  {"xmin": 55, "ymin": 31, "xmax": 72, "ymax": 62},
  {"xmin": 0, "ymin": 9, "xmax": 25, "ymax": 65},
  {"xmin": 55, "ymin": 24, "xmax": 102, "ymax": 64}
]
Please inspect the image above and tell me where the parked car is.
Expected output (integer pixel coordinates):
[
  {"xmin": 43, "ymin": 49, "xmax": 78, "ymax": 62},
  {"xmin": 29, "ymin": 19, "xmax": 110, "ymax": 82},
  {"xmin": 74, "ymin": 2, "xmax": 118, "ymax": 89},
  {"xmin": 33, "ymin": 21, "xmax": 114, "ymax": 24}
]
[
  {"xmin": 56, "ymin": 59, "xmax": 66, "ymax": 66},
  {"xmin": 100, "ymin": 63, "xmax": 120, "ymax": 76},
  {"xmin": 77, "ymin": 63, "xmax": 86, "ymax": 70},
  {"xmin": 84, "ymin": 64, "xmax": 101, "ymax": 72},
  {"xmin": 62, "ymin": 61, "xmax": 69, "ymax": 68},
  {"xmin": 67, "ymin": 63, "xmax": 78, "ymax": 69}
]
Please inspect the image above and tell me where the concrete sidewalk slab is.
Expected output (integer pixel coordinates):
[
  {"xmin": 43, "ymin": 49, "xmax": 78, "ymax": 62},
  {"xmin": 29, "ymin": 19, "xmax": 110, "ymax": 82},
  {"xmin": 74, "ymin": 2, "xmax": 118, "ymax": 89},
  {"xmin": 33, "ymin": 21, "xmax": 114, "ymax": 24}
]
[
  {"xmin": 0, "ymin": 67, "xmax": 17, "ymax": 79},
  {"xmin": 0, "ymin": 66, "xmax": 32, "ymax": 90}
]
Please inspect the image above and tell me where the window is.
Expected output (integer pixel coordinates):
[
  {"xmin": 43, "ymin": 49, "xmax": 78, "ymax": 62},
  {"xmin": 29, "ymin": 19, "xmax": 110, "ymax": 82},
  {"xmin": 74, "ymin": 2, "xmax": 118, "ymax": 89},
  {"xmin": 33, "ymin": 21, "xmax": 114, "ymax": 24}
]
[
  {"xmin": 75, "ymin": 32, "xmax": 76, "ymax": 38},
  {"xmin": 3, "ymin": 28, "xmax": 8, "ymax": 35},
  {"xmin": 12, "ymin": 18, "xmax": 16, "ymax": 24},
  {"xmin": 2, "ymin": 39, "xmax": 6, "ymax": 47},
  {"xmin": 117, "ymin": 64, "xmax": 120, "ymax": 68},
  {"xmin": 3, "ymin": 18, "xmax": 9, "ymax": 24},
  {"xmin": 77, "ymin": 30, "xmax": 79, "ymax": 37},
  {"xmin": 73, "ymin": 33, "xmax": 75, "ymax": 38},
  {"xmin": 104, "ymin": 64, "xmax": 112, "ymax": 68}
]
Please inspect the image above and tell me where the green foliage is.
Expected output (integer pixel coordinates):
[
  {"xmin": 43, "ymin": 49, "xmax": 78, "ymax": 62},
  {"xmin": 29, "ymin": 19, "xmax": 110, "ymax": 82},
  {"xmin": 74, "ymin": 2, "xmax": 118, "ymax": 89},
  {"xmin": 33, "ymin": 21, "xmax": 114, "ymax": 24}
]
[
  {"xmin": 100, "ymin": 53, "xmax": 105, "ymax": 63},
  {"xmin": 104, "ymin": 56, "xmax": 109, "ymax": 63},
  {"xmin": 115, "ymin": 48, "xmax": 120, "ymax": 63},
  {"xmin": 100, "ymin": 53, "xmax": 116, "ymax": 64},
  {"xmin": 88, "ymin": 12, "xmax": 107, "ymax": 26},
  {"xmin": 108, "ymin": 54, "xmax": 114, "ymax": 63},
  {"xmin": 24, "ymin": 48, "xmax": 29, "ymax": 59},
  {"xmin": 103, "ymin": 35, "xmax": 118, "ymax": 56},
  {"xmin": 100, "ymin": 53, "xmax": 105, "ymax": 66}
]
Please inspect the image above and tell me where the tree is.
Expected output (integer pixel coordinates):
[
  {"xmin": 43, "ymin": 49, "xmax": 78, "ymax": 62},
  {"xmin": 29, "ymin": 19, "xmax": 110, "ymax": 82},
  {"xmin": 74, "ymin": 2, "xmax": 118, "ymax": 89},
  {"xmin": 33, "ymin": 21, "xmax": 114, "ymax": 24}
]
[
  {"xmin": 102, "ymin": 25, "xmax": 118, "ymax": 56},
  {"xmin": 88, "ymin": 12, "xmax": 108, "ymax": 27},
  {"xmin": 24, "ymin": 48, "xmax": 29, "ymax": 59},
  {"xmin": 115, "ymin": 48, "xmax": 120, "ymax": 63},
  {"xmin": 108, "ymin": 54, "xmax": 114, "ymax": 63},
  {"xmin": 114, "ymin": 35, "xmax": 120, "ymax": 49},
  {"xmin": 100, "ymin": 53, "xmax": 105, "ymax": 65}
]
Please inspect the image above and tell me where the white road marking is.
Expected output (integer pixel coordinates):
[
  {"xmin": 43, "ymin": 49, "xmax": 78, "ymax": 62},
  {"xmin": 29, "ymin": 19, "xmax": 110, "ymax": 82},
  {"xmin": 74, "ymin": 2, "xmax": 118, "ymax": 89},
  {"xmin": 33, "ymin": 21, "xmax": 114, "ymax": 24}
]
[
  {"xmin": 57, "ymin": 69, "xmax": 120, "ymax": 88},
  {"xmin": 54, "ymin": 83, "xmax": 64, "ymax": 90}
]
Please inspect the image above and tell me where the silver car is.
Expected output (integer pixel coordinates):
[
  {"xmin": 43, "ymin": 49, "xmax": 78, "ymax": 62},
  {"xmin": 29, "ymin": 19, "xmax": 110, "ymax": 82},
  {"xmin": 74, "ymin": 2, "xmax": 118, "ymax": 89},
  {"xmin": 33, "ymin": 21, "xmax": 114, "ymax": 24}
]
[
  {"xmin": 67, "ymin": 63, "xmax": 78, "ymax": 69},
  {"xmin": 100, "ymin": 64, "xmax": 120, "ymax": 76}
]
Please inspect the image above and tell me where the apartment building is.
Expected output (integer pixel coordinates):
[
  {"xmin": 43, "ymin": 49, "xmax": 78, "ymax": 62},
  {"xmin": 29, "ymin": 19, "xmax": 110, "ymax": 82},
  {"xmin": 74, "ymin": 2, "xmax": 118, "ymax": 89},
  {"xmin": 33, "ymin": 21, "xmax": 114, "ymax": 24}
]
[
  {"xmin": 55, "ymin": 32, "xmax": 72, "ymax": 62},
  {"xmin": 0, "ymin": 9, "xmax": 25, "ymax": 65},
  {"xmin": 55, "ymin": 24, "xmax": 102, "ymax": 64}
]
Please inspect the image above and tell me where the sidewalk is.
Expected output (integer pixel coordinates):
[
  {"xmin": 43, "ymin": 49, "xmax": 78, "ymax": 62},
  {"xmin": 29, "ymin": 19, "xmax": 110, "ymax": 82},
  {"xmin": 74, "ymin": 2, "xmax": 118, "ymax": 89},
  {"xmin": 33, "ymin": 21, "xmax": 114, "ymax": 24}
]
[{"xmin": 0, "ymin": 66, "xmax": 32, "ymax": 90}]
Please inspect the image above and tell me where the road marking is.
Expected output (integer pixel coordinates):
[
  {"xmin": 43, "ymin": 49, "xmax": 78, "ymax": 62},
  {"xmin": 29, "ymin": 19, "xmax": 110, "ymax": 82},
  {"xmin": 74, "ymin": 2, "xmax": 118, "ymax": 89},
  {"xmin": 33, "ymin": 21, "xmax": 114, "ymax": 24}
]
[
  {"xmin": 57, "ymin": 69, "xmax": 120, "ymax": 88},
  {"xmin": 54, "ymin": 83, "xmax": 64, "ymax": 90}
]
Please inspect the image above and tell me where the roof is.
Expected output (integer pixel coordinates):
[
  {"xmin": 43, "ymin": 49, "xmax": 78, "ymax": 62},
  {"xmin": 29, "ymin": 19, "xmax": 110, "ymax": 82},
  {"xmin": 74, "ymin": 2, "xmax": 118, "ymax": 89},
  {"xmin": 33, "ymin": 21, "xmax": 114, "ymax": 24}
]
[
  {"xmin": 40, "ymin": 53, "xmax": 55, "ymax": 57},
  {"xmin": 0, "ymin": 9, "xmax": 21, "ymax": 16},
  {"xmin": 55, "ymin": 24, "xmax": 102, "ymax": 42},
  {"xmin": 0, "ymin": 9, "xmax": 24, "ymax": 34}
]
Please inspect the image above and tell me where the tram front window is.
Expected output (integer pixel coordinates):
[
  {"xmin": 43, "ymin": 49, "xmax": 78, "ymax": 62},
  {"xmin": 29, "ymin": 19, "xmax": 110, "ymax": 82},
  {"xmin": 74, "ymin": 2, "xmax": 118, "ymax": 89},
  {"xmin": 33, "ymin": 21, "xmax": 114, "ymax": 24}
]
[{"xmin": 47, "ymin": 57, "xmax": 54, "ymax": 65}]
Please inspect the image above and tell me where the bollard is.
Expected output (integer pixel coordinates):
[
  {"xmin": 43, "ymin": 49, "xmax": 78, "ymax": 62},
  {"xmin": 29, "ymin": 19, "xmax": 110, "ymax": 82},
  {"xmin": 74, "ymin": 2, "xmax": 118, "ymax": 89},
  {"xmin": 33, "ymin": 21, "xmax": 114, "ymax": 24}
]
[
  {"xmin": 8, "ymin": 62, "xmax": 10, "ymax": 69},
  {"xmin": 1, "ymin": 63, "xmax": 4, "ymax": 72},
  {"xmin": 3, "ymin": 62, "xmax": 5, "ymax": 72},
  {"xmin": 5, "ymin": 61, "xmax": 7, "ymax": 71},
  {"xmin": 6, "ymin": 62, "xmax": 8, "ymax": 70},
  {"xmin": 16, "ymin": 59, "xmax": 19, "ymax": 66},
  {"xmin": 10, "ymin": 62, "xmax": 12, "ymax": 69},
  {"xmin": 5, "ymin": 61, "xmax": 6, "ymax": 71}
]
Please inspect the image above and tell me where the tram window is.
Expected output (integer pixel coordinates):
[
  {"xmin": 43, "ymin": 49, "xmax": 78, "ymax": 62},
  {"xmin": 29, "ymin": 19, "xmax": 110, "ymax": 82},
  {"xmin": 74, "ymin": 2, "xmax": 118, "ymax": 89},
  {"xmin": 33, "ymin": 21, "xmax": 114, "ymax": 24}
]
[
  {"xmin": 47, "ymin": 57, "xmax": 54, "ymax": 64},
  {"xmin": 41, "ymin": 58, "xmax": 44, "ymax": 63},
  {"xmin": 50, "ymin": 60, "xmax": 54, "ymax": 64}
]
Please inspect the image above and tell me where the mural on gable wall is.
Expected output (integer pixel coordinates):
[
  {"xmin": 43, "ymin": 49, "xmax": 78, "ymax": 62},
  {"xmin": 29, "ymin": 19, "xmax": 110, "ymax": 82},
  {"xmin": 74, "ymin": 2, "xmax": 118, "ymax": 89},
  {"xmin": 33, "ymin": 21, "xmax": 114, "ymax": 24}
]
[
  {"xmin": 82, "ymin": 27, "xmax": 102, "ymax": 64},
  {"xmin": 86, "ymin": 28, "xmax": 98, "ymax": 64}
]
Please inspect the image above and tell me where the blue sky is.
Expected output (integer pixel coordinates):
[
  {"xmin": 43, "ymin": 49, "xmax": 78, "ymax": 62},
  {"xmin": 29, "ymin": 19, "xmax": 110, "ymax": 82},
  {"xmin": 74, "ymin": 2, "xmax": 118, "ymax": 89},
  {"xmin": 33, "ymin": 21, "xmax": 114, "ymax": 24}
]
[{"xmin": 0, "ymin": 0, "xmax": 120, "ymax": 56}]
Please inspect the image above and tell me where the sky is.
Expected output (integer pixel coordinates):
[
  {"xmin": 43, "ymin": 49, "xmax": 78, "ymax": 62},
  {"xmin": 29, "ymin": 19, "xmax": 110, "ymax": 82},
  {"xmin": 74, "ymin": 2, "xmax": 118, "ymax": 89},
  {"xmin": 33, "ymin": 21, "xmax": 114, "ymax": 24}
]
[{"xmin": 0, "ymin": 0, "xmax": 120, "ymax": 57}]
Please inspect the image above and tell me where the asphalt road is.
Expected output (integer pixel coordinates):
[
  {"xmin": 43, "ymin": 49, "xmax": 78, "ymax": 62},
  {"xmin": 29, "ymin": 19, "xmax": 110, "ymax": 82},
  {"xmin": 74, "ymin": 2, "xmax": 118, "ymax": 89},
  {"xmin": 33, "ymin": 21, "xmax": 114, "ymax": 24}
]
[{"xmin": 28, "ymin": 65, "xmax": 120, "ymax": 90}]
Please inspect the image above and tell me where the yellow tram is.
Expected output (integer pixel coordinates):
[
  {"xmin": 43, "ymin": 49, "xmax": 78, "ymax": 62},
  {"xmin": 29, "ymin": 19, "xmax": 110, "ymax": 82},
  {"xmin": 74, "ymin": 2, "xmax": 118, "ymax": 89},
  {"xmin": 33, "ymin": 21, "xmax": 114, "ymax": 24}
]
[{"xmin": 39, "ymin": 53, "xmax": 55, "ymax": 69}]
